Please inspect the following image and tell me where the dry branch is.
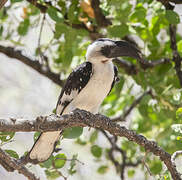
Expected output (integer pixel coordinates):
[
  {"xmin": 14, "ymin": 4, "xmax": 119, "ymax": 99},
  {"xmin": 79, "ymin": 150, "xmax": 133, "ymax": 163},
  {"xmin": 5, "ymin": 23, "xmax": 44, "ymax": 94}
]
[
  {"xmin": 0, "ymin": 148, "xmax": 39, "ymax": 180},
  {"xmin": 91, "ymin": 0, "xmax": 111, "ymax": 27},
  {"xmin": 0, "ymin": 109, "xmax": 181, "ymax": 180},
  {"xmin": 0, "ymin": 0, "xmax": 8, "ymax": 9},
  {"xmin": 0, "ymin": 45, "xmax": 63, "ymax": 86},
  {"xmin": 169, "ymin": 24, "xmax": 182, "ymax": 87},
  {"xmin": 171, "ymin": 150, "xmax": 182, "ymax": 164}
]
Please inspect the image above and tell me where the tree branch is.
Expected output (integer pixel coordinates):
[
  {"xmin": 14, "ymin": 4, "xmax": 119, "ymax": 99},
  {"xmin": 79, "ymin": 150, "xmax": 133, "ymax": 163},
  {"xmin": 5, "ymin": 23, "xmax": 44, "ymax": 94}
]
[
  {"xmin": 91, "ymin": 0, "xmax": 111, "ymax": 27},
  {"xmin": 101, "ymin": 130, "xmax": 129, "ymax": 179},
  {"xmin": 113, "ymin": 57, "xmax": 170, "ymax": 75},
  {"xmin": 137, "ymin": 57, "xmax": 171, "ymax": 69},
  {"xmin": 112, "ymin": 89, "xmax": 154, "ymax": 122},
  {"xmin": 157, "ymin": 0, "xmax": 182, "ymax": 6},
  {"xmin": 0, "ymin": 109, "xmax": 181, "ymax": 179},
  {"xmin": 171, "ymin": 150, "xmax": 182, "ymax": 164},
  {"xmin": 0, "ymin": 148, "xmax": 39, "ymax": 180},
  {"xmin": 169, "ymin": 24, "xmax": 182, "ymax": 87},
  {"xmin": 0, "ymin": 0, "xmax": 8, "ymax": 9},
  {"xmin": 0, "ymin": 45, "xmax": 64, "ymax": 86},
  {"xmin": 25, "ymin": 0, "xmax": 101, "ymax": 40},
  {"xmin": 159, "ymin": 2, "xmax": 182, "ymax": 87},
  {"xmin": 26, "ymin": 0, "xmax": 48, "ymax": 13}
]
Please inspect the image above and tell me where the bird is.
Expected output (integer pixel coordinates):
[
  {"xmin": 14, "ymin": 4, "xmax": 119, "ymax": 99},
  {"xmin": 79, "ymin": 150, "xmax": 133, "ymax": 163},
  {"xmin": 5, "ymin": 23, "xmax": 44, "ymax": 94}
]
[{"xmin": 25, "ymin": 38, "xmax": 142, "ymax": 163}]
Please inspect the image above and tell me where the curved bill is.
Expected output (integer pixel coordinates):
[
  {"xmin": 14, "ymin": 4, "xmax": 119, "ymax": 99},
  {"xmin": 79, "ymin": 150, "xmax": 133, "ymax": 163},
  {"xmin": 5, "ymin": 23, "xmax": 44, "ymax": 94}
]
[{"xmin": 106, "ymin": 40, "xmax": 143, "ymax": 60}]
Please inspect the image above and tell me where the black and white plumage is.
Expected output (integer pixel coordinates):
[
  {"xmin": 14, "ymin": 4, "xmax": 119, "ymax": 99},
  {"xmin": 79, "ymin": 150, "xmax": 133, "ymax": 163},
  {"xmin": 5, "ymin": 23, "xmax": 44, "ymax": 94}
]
[{"xmin": 26, "ymin": 38, "xmax": 142, "ymax": 163}]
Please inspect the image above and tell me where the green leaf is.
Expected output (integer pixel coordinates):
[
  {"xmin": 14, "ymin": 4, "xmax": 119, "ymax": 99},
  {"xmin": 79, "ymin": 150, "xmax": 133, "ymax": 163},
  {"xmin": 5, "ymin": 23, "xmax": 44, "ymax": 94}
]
[
  {"xmin": 45, "ymin": 169, "xmax": 60, "ymax": 180},
  {"xmin": 91, "ymin": 145, "xmax": 102, "ymax": 158},
  {"xmin": 28, "ymin": 4, "xmax": 40, "ymax": 16},
  {"xmin": 33, "ymin": 132, "xmax": 41, "ymax": 142},
  {"xmin": 54, "ymin": 153, "xmax": 67, "ymax": 168},
  {"xmin": 108, "ymin": 24, "xmax": 129, "ymax": 38},
  {"xmin": 97, "ymin": 165, "xmax": 108, "ymax": 174},
  {"xmin": 11, "ymin": 0, "xmax": 23, "ymax": 2},
  {"xmin": 0, "ymin": 26, "xmax": 3, "ymax": 36},
  {"xmin": 67, "ymin": 0, "xmax": 79, "ymax": 23},
  {"xmin": 89, "ymin": 130, "xmax": 98, "ymax": 144},
  {"xmin": 130, "ymin": 6, "xmax": 146, "ymax": 23},
  {"xmin": 165, "ymin": 10, "xmax": 180, "ymax": 25},
  {"xmin": 75, "ymin": 138, "xmax": 87, "ymax": 145},
  {"xmin": 17, "ymin": 18, "xmax": 30, "ymax": 36},
  {"xmin": 52, "ymin": 108, "xmax": 56, "ymax": 114},
  {"xmin": 127, "ymin": 169, "xmax": 135, "ymax": 177},
  {"xmin": 0, "ymin": 132, "xmax": 15, "ymax": 142},
  {"xmin": 63, "ymin": 127, "xmax": 83, "ymax": 139},
  {"xmin": 47, "ymin": 7, "xmax": 63, "ymax": 23},
  {"xmin": 58, "ymin": 0, "xmax": 66, "ymax": 15},
  {"xmin": 55, "ymin": 23, "xmax": 68, "ymax": 39},
  {"xmin": 176, "ymin": 108, "xmax": 182, "ymax": 119},
  {"xmin": 149, "ymin": 160, "xmax": 162, "ymax": 174},
  {"xmin": 5, "ymin": 149, "xmax": 19, "ymax": 159},
  {"xmin": 177, "ymin": 40, "xmax": 182, "ymax": 54},
  {"xmin": 40, "ymin": 156, "xmax": 53, "ymax": 168}
]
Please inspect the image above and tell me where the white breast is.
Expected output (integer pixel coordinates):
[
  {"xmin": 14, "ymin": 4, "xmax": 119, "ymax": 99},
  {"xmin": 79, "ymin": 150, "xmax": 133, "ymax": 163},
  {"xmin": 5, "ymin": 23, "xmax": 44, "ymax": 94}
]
[{"xmin": 64, "ymin": 61, "xmax": 114, "ymax": 114}]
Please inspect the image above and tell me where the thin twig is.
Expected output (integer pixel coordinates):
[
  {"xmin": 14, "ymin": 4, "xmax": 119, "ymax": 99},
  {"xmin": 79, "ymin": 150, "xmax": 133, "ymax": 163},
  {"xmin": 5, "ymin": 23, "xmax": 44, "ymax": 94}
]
[
  {"xmin": 112, "ymin": 89, "xmax": 154, "ymax": 122},
  {"xmin": 141, "ymin": 151, "xmax": 153, "ymax": 176},
  {"xmin": 101, "ymin": 129, "xmax": 140, "ymax": 180},
  {"xmin": 52, "ymin": 160, "xmax": 67, "ymax": 180},
  {"xmin": 37, "ymin": 14, "xmax": 46, "ymax": 64},
  {"xmin": 169, "ymin": 24, "xmax": 182, "ymax": 87},
  {"xmin": 56, "ymin": 158, "xmax": 84, "ymax": 165}
]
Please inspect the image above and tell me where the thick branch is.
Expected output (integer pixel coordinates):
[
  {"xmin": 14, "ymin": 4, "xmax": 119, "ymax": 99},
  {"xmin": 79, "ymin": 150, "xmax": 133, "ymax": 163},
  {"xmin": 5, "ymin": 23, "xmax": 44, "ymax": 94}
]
[
  {"xmin": 0, "ymin": 148, "xmax": 38, "ymax": 180},
  {"xmin": 157, "ymin": 0, "xmax": 182, "ymax": 6},
  {"xmin": 113, "ymin": 57, "xmax": 170, "ymax": 75},
  {"xmin": 169, "ymin": 24, "xmax": 182, "ymax": 87},
  {"xmin": 0, "ymin": 45, "xmax": 64, "ymax": 86},
  {"xmin": 137, "ymin": 57, "xmax": 171, "ymax": 69},
  {"xmin": 91, "ymin": 0, "xmax": 111, "ymax": 27},
  {"xmin": 169, "ymin": 0, "xmax": 182, "ymax": 3},
  {"xmin": 0, "ymin": 109, "xmax": 181, "ymax": 180},
  {"xmin": 0, "ymin": 0, "xmax": 8, "ymax": 9},
  {"xmin": 160, "ymin": 0, "xmax": 182, "ymax": 87},
  {"xmin": 171, "ymin": 150, "xmax": 182, "ymax": 164}
]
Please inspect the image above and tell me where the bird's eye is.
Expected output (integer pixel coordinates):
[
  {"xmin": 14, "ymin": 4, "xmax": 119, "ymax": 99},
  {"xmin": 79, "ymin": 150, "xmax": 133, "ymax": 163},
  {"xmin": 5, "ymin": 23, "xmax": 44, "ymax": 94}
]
[{"xmin": 100, "ymin": 46, "xmax": 112, "ymax": 57}]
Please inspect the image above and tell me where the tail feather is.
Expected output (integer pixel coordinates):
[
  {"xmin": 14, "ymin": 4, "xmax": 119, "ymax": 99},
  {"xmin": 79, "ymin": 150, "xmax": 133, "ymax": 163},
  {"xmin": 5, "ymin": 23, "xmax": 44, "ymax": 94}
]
[{"xmin": 25, "ymin": 131, "xmax": 62, "ymax": 164}]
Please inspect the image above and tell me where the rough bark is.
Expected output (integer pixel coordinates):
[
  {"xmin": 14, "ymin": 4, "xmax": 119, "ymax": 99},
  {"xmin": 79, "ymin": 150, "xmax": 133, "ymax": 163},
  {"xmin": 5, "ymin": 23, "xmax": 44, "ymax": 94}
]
[{"xmin": 0, "ymin": 109, "xmax": 181, "ymax": 180}]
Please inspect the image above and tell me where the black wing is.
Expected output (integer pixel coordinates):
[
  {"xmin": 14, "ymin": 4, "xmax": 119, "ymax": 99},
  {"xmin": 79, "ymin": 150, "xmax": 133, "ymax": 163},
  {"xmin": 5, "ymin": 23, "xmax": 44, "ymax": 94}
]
[
  {"xmin": 108, "ymin": 65, "xmax": 119, "ymax": 95},
  {"xmin": 56, "ymin": 62, "xmax": 93, "ymax": 115}
]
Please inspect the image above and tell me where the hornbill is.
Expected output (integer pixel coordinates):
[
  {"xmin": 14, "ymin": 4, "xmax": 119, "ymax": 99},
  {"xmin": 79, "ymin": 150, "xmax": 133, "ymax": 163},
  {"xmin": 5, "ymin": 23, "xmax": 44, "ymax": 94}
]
[{"xmin": 25, "ymin": 38, "xmax": 142, "ymax": 163}]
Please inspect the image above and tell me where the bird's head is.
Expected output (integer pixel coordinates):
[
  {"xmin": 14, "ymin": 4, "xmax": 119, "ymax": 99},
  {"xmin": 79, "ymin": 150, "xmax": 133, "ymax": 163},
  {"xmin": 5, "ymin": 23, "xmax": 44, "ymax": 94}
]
[{"xmin": 86, "ymin": 38, "xmax": 143, "ymax": 64}]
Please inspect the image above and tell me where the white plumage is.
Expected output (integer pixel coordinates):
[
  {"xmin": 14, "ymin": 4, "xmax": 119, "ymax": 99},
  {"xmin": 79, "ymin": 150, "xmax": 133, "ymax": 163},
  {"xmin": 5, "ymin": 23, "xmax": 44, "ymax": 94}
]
[
  {"xmin": 28, "ymin": 39, "xmax": 116, "ymax": 163},
  {"xmin": 27, "ymin": 38, "xmax": 141, "ymax": 163}
]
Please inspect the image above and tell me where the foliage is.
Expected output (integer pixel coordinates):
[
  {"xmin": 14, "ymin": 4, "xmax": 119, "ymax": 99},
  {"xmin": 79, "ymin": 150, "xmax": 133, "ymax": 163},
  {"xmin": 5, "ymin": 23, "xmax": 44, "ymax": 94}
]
[{"xmin": 0, "ymin": 0, "xmax": 182, "ymax": 179}]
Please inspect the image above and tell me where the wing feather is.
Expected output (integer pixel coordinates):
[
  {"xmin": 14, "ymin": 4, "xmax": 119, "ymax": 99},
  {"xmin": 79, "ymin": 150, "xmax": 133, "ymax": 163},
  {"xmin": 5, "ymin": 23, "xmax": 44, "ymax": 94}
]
[{"xmin": 56, "ymin": 62, "xmax": 93, "ymax": 115}]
